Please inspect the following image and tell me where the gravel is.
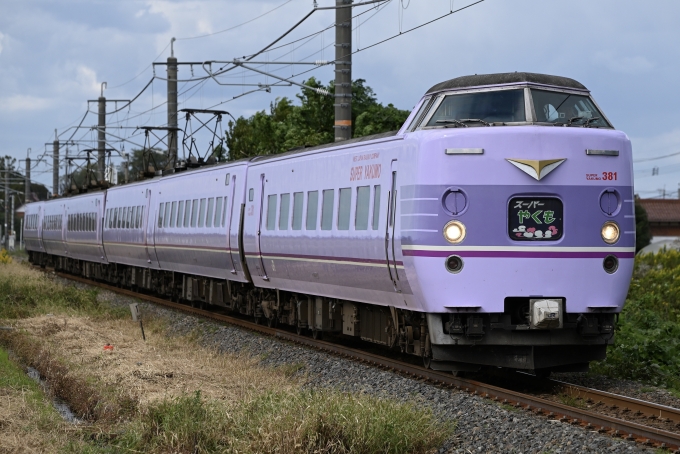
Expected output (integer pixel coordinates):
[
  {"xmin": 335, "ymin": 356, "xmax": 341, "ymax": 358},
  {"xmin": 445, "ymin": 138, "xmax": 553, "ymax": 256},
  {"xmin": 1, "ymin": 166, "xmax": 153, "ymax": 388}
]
[{"xmin": 72, "ymin": 283, "xmax": 659, "ymax": 453}]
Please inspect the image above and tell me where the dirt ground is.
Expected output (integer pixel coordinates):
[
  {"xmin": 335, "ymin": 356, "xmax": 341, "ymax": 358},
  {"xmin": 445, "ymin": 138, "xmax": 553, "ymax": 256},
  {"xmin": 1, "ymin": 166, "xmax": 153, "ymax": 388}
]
[{"xmin": 10, "ymin": 315, "xmax": 297, "ymax": 406}]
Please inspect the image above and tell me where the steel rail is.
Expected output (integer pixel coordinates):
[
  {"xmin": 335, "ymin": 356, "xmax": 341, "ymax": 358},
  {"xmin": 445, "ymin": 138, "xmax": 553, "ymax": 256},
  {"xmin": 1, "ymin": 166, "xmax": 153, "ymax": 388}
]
[{"xmin": 51, "ymin": 270, "xmax": 680, "ymax": 452}]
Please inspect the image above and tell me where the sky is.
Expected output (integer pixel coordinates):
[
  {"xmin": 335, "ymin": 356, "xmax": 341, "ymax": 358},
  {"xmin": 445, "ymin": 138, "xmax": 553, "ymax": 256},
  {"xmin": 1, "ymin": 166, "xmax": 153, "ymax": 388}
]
[{"xmin": 1, "ymin": 0, "xmax": 679, "ymax": 198}]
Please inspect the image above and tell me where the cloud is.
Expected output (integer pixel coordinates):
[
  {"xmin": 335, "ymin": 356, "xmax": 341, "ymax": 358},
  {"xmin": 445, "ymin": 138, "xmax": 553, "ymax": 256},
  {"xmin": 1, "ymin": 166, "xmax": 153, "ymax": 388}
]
[
  {"xmin": 76, "ymin": 65, "xmax": 101, "ymax": 95},
  {"xmin": 0, "ymin": 31, "xmax": 5, "ymax": 54},
  {"xmin": 0, "ymin": 95, "xmax": 53, "ymax": 112},
  {"xmin": 593, "ymin": 51, "xmax": 654, "ymax": 74}
]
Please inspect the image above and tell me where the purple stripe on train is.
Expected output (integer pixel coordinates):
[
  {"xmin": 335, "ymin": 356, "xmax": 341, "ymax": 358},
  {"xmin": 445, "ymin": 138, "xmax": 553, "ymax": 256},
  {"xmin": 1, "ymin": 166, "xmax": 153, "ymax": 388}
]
[{"xmin": 404, "ymin": 249, "xmax": 635, "ymax": 259}]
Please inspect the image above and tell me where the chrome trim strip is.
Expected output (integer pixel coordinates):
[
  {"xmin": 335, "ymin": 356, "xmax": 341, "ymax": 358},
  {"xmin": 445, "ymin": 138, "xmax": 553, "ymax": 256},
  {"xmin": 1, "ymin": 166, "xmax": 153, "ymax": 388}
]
[
  {"xmin": 586, "ymin": 149, "xmax": 619, "ymax": 156},
  {"xmin": 445, "ymin": 148, "xmax": 484, "ymax": 155}
]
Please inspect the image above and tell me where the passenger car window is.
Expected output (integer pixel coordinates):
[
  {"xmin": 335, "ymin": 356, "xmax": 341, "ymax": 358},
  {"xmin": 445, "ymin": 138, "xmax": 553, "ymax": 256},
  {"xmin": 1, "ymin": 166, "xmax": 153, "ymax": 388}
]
[
  {"xmin": 338, "ymin": 188, "xmax": 351, "ymax": 230},
  {"xmin": 355, "ymin": 186, "xmax": 370, "ymax": 230},
  {"xmin": 198, "ymin": 199, "xmax": 207, "ymax": 228},
  {"xmin": 279, "ymin": 193, "xmax": 290, "ymax": 230},
  {"xmin": 191, "ymin": 200, "xmax": 199, "ymax": 227},
  {"xmin": 170, "ymin": 202, "xmax": 177, "ymax": 228},
  {"xmin": 164, "ymin": 203, "xmax": 171, "ymax": 228},
  {"xmin": 372, "ymin": 185, "xmax": 381, "ymax": 230},
  {"xmin": 177, "ymin": 201, "xmax": 184, "ymax": 228},
  {"xmin": 222, "ymin": 196, "xmax": 228, "ymax": 227},
  {"xmin": 214, "ymin": 197, "xmax": 223, "ymax": 227},
  {"xmin": 158, "ymin": 203, "xmax": 165, "ymax": 228},
  {"xmin": 292, "ymin": 192, "xmax": 303, "ymax": 230},
  {"xmin": 267, "ymin": 195, "xmax": 277, "ymax": 230},
  {"xmin": 184, "ymin": 200, "xmax": 192, "ymax": 227},
  {"xmin": 206, "ymin": 198, "xmax": 214, "ymax": 228},
  {"xmin": 249, "ymin": 188, "xmax": 254, "ymax": 202},
  {"xmin": 306, "ymin": 191, "xmax": 318, "ymax": 230},
  {"xmin": 321, "ymin": 189, "xmax": 334, "ymax": 231}
]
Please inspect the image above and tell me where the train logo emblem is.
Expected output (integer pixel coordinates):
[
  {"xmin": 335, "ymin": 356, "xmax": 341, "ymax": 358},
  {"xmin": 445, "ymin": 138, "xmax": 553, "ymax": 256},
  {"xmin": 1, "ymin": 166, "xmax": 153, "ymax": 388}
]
[{"xmin": 506, "ymin": 158, "xmax": 566, "ymax": 180}]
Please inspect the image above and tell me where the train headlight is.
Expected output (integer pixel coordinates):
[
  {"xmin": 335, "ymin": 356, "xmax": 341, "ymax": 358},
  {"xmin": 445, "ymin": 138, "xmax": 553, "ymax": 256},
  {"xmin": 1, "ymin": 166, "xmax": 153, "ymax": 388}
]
[
  {"xmin": 601, "ymin": 221, "xmax": 620, "ymax": 244},
  {"xmin": 443, "ymin": 220, "xmax": 466, "ymax": 244}
]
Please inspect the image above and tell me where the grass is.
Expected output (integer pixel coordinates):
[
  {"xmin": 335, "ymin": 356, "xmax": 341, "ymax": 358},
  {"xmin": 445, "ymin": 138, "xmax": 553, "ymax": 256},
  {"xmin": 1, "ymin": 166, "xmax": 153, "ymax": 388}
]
[
  {"xmin": 557, "ymin": 394, "xmax": 586, "ymax": 409},
  {"xmin": 590, "ymin": 249, "xmax": 680, "ymax": 392},
  {"xmin": 0, "ymin": 261, "xmax": 456, "ymax": 453}
]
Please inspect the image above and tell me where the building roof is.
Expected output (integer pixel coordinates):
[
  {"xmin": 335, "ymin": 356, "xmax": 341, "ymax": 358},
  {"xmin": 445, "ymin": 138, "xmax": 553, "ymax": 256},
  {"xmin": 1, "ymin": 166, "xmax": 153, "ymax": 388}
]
[
  {"xmin": 426, "ymin": 72, "xmax": 588, "ymax": 94},
  {"xmin": 638, "ymin": 199, "xmax": 680, "ymax": 223}
]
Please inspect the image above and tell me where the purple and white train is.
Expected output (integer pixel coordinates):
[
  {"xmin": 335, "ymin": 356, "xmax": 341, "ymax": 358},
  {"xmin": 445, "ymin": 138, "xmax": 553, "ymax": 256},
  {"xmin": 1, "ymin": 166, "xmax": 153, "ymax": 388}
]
[{"xmin": 23, "ymin": 72, "xmax": 635, "ymax": 375}]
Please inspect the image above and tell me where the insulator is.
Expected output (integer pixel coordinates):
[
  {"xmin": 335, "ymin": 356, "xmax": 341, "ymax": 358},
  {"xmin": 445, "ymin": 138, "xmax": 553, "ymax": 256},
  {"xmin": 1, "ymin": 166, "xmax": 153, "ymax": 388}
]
[
  {"xmin": 314, "ymin": 60, "xmax": 329, "ymax": 66},
  {"xmin": 316, "ymin": 88, "xmax": 331, "ymax": 96}
]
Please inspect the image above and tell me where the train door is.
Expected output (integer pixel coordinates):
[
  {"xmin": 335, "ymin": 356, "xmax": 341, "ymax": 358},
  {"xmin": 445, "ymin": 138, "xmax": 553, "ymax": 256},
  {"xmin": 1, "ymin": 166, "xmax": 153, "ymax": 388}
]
[
  {"xmin": 385, "ymin": 159, "xmax": 401, "ymax": 292},
  {"xmin": 61, "ymin": 205, "xmax": 68, "ymax": 256},
  {"xmin": 226, "ymin": 173, "xmax": 238, "ymax": 275},
  {"xmin": 255, "ymin": 173, "xmax": 269, "ymax": 281}
]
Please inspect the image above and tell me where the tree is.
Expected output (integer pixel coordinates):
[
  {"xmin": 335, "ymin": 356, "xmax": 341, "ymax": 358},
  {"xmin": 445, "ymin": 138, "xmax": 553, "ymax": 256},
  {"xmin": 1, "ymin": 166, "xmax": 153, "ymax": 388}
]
[
  {"xmin": 635, "ymin": 198, "xmax": 652, "ymax": 252},
  {"xmin": 225, "ymin": 78, "xmax": 410, "ymax": 160}
]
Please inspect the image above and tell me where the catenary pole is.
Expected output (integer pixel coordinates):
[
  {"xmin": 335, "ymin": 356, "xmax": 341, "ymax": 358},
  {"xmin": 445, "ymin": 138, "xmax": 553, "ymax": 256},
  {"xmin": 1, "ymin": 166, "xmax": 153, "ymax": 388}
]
[
  {"xmin": 334, "ymin": 0, "xmax": 352, "ymax": 141},
  {"xmin": 98, "ymin": 82, "xmax": 107, "ymax": 183},
  {"xmin": 52, "ymin": 131, "xmax": 59, "ymax": 197},
  {"xmin": 3, "ymin": 168, "xmax": 8, "ymax": 250},
  {"xmin": 25, "ymin": 157, "xmax": 31, "ymax": 204},
  {"xmin": 167, "ymin": 38, "xmax": 178, "ymax": 170}
]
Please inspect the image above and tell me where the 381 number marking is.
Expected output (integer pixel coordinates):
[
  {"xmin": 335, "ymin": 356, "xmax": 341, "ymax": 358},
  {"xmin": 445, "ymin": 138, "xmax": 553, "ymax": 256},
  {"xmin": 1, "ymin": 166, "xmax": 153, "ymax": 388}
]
[{"xmin": 602, "ymin": 172, "xmax": 617, "ymax": 181}]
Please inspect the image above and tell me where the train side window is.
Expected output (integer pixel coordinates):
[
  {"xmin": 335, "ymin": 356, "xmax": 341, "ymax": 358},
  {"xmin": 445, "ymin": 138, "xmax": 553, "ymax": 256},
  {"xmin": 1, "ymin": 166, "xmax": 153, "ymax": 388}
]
[
  {"xmin": 198, "ymin": 199, "xmax": 207, "ymax": 228},
  {"xmin": 177, "ymin": 201, "xmax": 184, "ymax": 228},
  {"xmin": 105, "ymin": 210, "xmax": 110, "ymax": 229},
  {"xmin": 121, "ymin": 208, "xmax": 127, "ymax": 229},
  {"xmin": 125, "ymin": 208, "xmax": 130, "ymax": 229},
  {"xmin": 90, "ymin": 213, "xmax": 93, "ymax": 231},
  {"xmin": 292, "ymin": 192, "xmax": 303, "ymax": 230},
  {"xmin": 191, "ymin": 199, "xmax": 199, "ymax": 227},
  {"xmin": 355, "ymin": 186, "xmax": 370, "ymax": 230},
  {"xmin": 306, "ymin": 191, "xmax": 319, "ymax": 230},
  {"xmin": 214, "ymin": 197, "xmax": 223, "ymax": 227},
  {"xmin": 206, "ymin": 198, "xmax": 214, "ymax": 228},
  {"xmin": 372, "ymin": 185, "xmax": 381, "ymax": 230},
  {"xmin": 321, "ymin": 189, "xmax": 334, "ymax": 231},
  {"xmin": 279, "ymin": 193, "xmax": 290, "ymax": 230},
  {"xmin": 119, "ymin": 208, "xmax": 123, "ymax": 229},
  {"xmin": 266, "ymin": 195, "xmax": 277, "ymax": 230},
  {"xmin": 338, "ymin": 188, "xmax": 351, "ymax": 230},
  {"xmin": 158, "ymin": 203, "xmax": 165, "ymax": 228},
  {"xmin": 130, "ymin": 207, "xmax": 136, "ymax": 229},
  {"xmin": 221, "ymin": 196, "xmax": 228, "ymax": 227},
  {"xmin": 164, "ymin": 203, "xmax": 172, "ymax": 228},
  {"xmin": 249, "ymin": 188, "xmax": 254, "ymax": 202},
  {"xmin": 139, "ymin": 206, "xmax": 144, "ymax": 228},
  {"xmin": 184, "ymin": 200, "xmax": 192, "ymax": 227},
  {"xmin": 169, "ymin": 202, "xmax": 177, "ymax": 228}
]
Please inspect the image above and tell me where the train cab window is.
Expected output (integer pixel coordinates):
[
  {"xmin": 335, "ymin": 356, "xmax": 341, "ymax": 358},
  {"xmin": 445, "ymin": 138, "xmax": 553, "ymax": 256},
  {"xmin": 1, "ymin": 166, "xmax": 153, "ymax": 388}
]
[
  {"xmin": 406, "ymin": 96, "xmax": 433, "ymax": 132},
  {"xmin": 191, "ymin": 199, "xmax": 199, "ymax": 227},
  {"xmin": 184, "ymin": 200, "xmax": 192, "ymax": 227},
  {"xmin": 279, "ymin": 193, "xmax": 290, "ymax": 230},
  {"xmin": 530, "ymin": 89, "xmax": 610, "ymax": 127},
  {"xmin": 426, "ymin": 89, "xmax": 526, "ymax": 126},
  {"xmin": 321, "ymin": 189, "xmax": 334, "ymax": 231},
  {"xmin": 372, "ymin": 185, "xmax": 381, "ymax": 230},
  {"xmin": 266, "ymin": 195, "xmax": 277, "ymax": 231},
  {"xmin": 249, "ymin": 188, "xmax": 254, "ymax": 202},
  {"xmin": 292, "ymin": 192, "xmax": 303, "ymax": 230},
  {"xmin": 176, "ymin": 201, "xmax": 184, "ymax": 228},
  {"xmin": 214, "ymin": 198, "xmax": 223, "ymax": 227},
  {"xmin": 198, "ymin": 199, "xmax": 207, "ymax": 228},
  {"xmin": 206, "ymin": 198, "xmax": 214, "ymax": 228},
  {"xmin": 355, "ymin": 186, "xmax": 370, "ymax": 230},
  {"xmin": 221, "ymin": 196, "xmax": 228, "ymax": 227},
  {"xmin": 338, "ymin": 188, "xmax": 351, "ymax": 230},
  {"xmin": 306, "ymin": 191, "xmax": 319, "ymax": 230},
  {"xmin": 164, "ymin": 203, "xmax": 172, "ymax": 228}
]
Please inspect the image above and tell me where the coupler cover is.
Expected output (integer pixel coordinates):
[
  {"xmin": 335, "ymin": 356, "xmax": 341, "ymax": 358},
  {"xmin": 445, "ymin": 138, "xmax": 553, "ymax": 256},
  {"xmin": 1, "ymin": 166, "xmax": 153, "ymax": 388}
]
[{"xmin": 529, "ymin": 299, "xmax": 563, "ymax": 329}]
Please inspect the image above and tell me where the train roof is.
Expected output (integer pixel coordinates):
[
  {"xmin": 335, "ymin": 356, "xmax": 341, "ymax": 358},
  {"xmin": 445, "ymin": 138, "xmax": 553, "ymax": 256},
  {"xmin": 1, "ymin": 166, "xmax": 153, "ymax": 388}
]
[{"xmin": 426, "ymin": 72, "xmax": 587, "ymax": 94}]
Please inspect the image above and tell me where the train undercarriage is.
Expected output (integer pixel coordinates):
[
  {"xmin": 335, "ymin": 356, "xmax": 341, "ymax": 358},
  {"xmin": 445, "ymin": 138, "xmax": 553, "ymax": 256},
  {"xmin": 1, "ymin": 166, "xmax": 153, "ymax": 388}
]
[{"xmin": 29, "ymin": 251, "xmax": 615, "ymax": 376}]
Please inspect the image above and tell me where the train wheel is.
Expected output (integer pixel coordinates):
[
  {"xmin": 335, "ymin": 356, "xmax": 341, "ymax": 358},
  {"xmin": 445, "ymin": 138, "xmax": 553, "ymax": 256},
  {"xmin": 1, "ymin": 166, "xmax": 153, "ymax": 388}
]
[
  {"xmin": 312, "ymin": 329, "xmax": 322, "ymax": 340},
  {"xmin": 254, "ymin": 316, "xmax": 262, "ymax": 325},
  {"xmin": 451, "ymin": 371, "xmax": 466, "ymax": 378},
  {"xmin": 422, "ymin": 355, "xmax": 432, "ymax": 369},
  {"xmin": 296, "ymin": 324, "xmax": 303, "ymax": 336},
  {"xmin": 266, "ymin": 317, "xmax": 276, "ymax": 328}
]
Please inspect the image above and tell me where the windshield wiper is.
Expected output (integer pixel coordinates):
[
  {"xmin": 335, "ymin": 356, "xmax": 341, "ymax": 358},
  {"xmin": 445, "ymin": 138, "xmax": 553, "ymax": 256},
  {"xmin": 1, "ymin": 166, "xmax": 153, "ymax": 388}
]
[
  {"xmin": 583, "ymin": 117, "xmax": 601, "ymax": 127},
  {"xmin": 436, "ymin": 119, "xmax": 467, "ymax": 128},
  {"xmin": 458, "ymin": 118, "xmax": 490, "ymax": 126},
  {"xmin": 566, "ymin": 116, "xmax": 584, "ymax": 126}
]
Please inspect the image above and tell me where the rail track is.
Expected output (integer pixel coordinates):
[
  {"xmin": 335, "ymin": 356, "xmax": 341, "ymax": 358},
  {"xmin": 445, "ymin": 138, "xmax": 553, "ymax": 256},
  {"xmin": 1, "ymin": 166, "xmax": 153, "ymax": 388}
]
[{"xmin": 51, "ymin": 269, "xmax": 680, "ymax": 452}]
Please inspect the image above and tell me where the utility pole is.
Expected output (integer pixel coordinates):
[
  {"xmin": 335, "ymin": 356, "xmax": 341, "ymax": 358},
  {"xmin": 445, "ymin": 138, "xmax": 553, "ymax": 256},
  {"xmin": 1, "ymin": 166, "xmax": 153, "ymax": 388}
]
[
  {"xmin": 167, "ymin": 38, "xmax": 178, "ymax": 171},
  {"xmin": 53, "ymin": 130, "xmax": 59, "ymax": 197},
  {"xmin": 3, "ymin": 167, "xmax": 8, "ymax": 250},
  {"xmin": 10, "ymin": 194, "xmax": 14, "ymax": 241},
  {"xmin": 334, "ymin": 0, "xmax": 352, "ymax": 141},
  {"xmin": 98, "ymin": 82, "xmax": 107, "ymax": 183},
  {"xmin": 25, "ymin": 151, "xmax": 31, "ymax": 204}
]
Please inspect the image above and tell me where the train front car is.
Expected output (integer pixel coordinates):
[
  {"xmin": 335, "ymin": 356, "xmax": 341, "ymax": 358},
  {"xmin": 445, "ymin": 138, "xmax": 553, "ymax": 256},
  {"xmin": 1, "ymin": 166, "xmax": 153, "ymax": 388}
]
[{"xmin": 403, "ymin": 73, "xmax": 634, "ymax": 374}]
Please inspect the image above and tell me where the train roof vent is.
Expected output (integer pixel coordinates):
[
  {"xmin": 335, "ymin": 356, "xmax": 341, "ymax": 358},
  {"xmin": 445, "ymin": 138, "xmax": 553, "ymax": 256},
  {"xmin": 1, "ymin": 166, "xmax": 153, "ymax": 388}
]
[{"xmin": 426, "ymin": 72, "xmax": 587, "ymax": 94}]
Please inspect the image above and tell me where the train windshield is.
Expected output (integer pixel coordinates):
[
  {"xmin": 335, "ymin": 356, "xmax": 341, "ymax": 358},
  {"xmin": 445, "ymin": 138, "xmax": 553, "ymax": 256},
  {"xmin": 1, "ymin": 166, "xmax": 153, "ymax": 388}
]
[
  {"xmin": 426, "ymin": 89, "xmax": 526, "ymax": 126},
  {"xmin": 531, "ymin": 89, "xmax": 611, "ymax": 127}
]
